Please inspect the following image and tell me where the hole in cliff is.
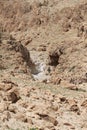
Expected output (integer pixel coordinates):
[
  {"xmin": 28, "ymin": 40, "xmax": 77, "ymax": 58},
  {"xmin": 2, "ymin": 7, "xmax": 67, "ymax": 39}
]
[{"xmin": 48, "ymin": 52, "xmax": 59, "ymax": 66}]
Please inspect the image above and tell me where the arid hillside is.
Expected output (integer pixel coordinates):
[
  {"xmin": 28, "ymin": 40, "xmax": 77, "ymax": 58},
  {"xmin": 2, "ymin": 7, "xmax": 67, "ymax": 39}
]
[
  {"xmin": 0, "ymin": 0, "xmax": 87, "ymax": 84},
  {"xmin": 0, "ymin": 0, "xmax": 87, "ymax": 130}
]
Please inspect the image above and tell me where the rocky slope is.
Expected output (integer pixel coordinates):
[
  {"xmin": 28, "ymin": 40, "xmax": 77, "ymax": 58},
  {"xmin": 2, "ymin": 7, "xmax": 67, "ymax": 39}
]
[{"xmin": 0, "ymin": 0, "xmax": 87, "ymax": 130}]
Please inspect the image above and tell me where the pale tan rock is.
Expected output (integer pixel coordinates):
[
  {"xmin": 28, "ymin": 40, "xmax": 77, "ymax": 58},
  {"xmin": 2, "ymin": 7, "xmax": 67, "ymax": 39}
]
[
  {"xmin": 47, "ymin": 116, "xmax": 58, "ymax": 126},
  {"xmin": 15, "ymin": 112, "xmax": 27, "ymax": 122},
  {"xmin": 27, "ymin": 118, "xmax": 33, "ymax": 124},
  {"xmin": 8, "ymin": 105, "xmax": 17, "ymax": 113},
  {"xmin": 68, "ymin": 99, "xmax": 77, "ymax": 106},
  {"xmin": 37, "ymin": 46, "xmax": 46, "ymax": 51},
  {"xmin": 81, "ymin": 100, "xmax": 87, "ymax": 107},
  {"xmin": 0, "ymin": 1, "xmax": 87, "ymax": 130},
  {"xmin": 51, "ymin": 103, "xmax": 58, "ymax": 111},
  {"xmin": 63, "ymin": 122, "xmax": 72, "ymax": 126},
  {"xmin": 0, "ymin": 101, "xmax": 8, "ymax": 113},
  {"xmin": 70, "ymin": 104, "xmax": 80, "ymax": 114},
  {"xmin": 0, "ymin": 82, "xmax": 12, "ymax": 91},
  {"xmin": 0, "ymin": 83, "xmax": 5, "ymax": 90},
  {"xmin": 20, "ymin": 88, "xmax": 30, "ymax": 97},
  {"xmin": 61, "ymin": 80, "xmax": 78, "ymax": 90},
  {"xmin": 50, "ymin": 77, "xmax": 61, "ymax": 85},
  {"xmin": 37, "ymin": 113, "xmax": 58, "ymax": 126},
  {"xmin": 25, "ymin": 38, "xmax": 32, "ymax": 46},
  {"xmin": 1, "ymin": 111, "xmax": 11, "ymax": 121},
  {"xmin": 7, "ymin": 88, "xmax": 20, "ymax": 103}
]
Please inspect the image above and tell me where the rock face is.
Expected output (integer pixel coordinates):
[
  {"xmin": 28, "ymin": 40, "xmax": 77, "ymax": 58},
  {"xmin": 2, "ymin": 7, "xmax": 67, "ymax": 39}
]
[
  {"xmin": 77, "ymin": 23, "xmax": 87, "ymax": 39},
  {"xmin": 0, "ymin": 0, "xmax": 87, "ymax": 130},
  {"xmin": 16, "ymin": 43, "xmax": 30, "ymax": 63},
  {"xmin": 48, "ymin": 51, "xmax": 59, "ymax": 66},
  {"xmin": 0, "ymin": 33, "xmax": 34, "ymax": 79},
  {"xmin": 0, "ymin": 79, "xmax": 86, "ymax": 130},
  {"xmin": 48, "ymin": 44, "xmax": 63, "ymax": 67},
  {"xmin": 48, "ymin": 39, "xmax": 87, "ymax": 84},
  {"xmin": 0, "ymin": 0, "xmax": 85, "ymax": 32}
]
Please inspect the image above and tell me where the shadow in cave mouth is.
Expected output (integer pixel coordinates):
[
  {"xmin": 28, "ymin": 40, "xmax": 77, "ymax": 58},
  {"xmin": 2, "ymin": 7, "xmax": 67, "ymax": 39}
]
[{"xmin": 49, "ymin": 52, "xmax": 59, "ymax": 66}]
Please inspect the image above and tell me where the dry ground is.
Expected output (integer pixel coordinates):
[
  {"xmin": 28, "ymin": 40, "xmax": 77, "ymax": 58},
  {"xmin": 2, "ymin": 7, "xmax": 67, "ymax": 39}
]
[{"xmin": 0, "ymin": 0, "xmax": 87, "ymax": 130}]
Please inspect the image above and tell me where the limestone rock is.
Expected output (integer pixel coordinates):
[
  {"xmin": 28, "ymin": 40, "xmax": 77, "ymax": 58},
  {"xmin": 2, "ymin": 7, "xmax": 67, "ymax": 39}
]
[
  {"xmin": 37, "ymin": 113, "xmax": 58, "ymax": 126},
  {"xmin": 7, "ymin": 88, "xmax": 20, "ymax": 103},
  {"xmin": 70, "ymin": 104, "xmax": 80, "ymax": 114},
  {"xmin": 0, "ymin": 101, "xmax": 8, "ymax": 113},
  {"xmin": 81, "ymin": 100, "xmax": 87, "ymax": 107},
  {"xmin": 0, "ymin": 83, "xmax": 12, "ymax": 91}
]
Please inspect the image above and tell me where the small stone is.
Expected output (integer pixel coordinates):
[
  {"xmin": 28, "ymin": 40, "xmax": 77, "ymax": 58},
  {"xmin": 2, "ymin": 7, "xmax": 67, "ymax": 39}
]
[
  {"xmin": 7, "ymin": 88, "xmax": 20, "ymax": 103},
  {"xmin": 64, "ymin": 122, "xmax": 72, "ymax": 126},
  {"xmin": 1, "ymin": 111, "xmax": 11, "ymax": 121},
  {"xmin": 0, "ymin": 101, "xmax": 8, "ymax": 113},
  {"xmin": 8, "ymin": 105, "xmax": 17, "ymax": 113},
  {"xmin": 25, "ymin": 38, "xmax": 32, "ymax": 46},
  {"xmin": 37, "ymin": 113, "xmax": 58, "ymax": 126},
  {"xmin": 0, "ymin": 83, "xmax": 12, "ymax": 91},
  {"xmin": 27, "ymin": 118, "xmax": 33, "ymax": 124},
  {"xmin": 68, "ymin": 85, "xmax": 78, "ymax": 90},
  {"xmin": 70, "ymin": 104, "xmax": 80, "ymax": 114},
  {"xmin": 70, "ymin": 126, "xmax": 75, "ymax": 129},
  {"xmin": 81, "ymin": 100, "xmax": 87, "ymax": 107},
  {"xmin": 51, "ymin": 105, "xmax": 58, "ymax": 111},
  {"xmin": 68, "ymin": 99, "xmax": 77, "ymax": 106},
  {"xmin": 15, "ymin": 112, "xmax": 27, "ymax": 122},
  {"xmin": 48, "ymin": 116, "xmax": 58, "ymax": 126},
  {"xmin": 42, "ymin": 79, "xmax": 47, "ymax": 83}
]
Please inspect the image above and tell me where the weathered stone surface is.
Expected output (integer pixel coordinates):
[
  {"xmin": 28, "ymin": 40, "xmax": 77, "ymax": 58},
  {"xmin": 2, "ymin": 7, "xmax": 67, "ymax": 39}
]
[
  {"xmin": 0, "ymin": 0, "xmax": 87, "ymax": 130},
  {"xmin": 70, "ymin": 104, "xmax": 80, "ymax": 113},
  {"xmin": 7, "ymin": 88, "xmax": 20, "ymax": 103},
  {"xmin": 0, "ymin": 101, "xmax": 8, "ymax": 113},
  {"xmin": 81, "ymin": 100, "xmax": 87, "ymax": 107}
]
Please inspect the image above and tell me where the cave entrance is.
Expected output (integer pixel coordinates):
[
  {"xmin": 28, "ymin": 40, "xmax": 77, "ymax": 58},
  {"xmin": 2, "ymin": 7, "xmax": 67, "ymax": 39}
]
[{"xmin": 49, "ymin": 52, "xmax": 59, "ymax": 66}]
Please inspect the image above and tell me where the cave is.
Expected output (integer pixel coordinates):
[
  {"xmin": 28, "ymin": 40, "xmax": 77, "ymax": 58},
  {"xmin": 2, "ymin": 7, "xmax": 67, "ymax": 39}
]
[{"xmin": 49, "ymin": 52, "xmax": 59, "ymax": 66}]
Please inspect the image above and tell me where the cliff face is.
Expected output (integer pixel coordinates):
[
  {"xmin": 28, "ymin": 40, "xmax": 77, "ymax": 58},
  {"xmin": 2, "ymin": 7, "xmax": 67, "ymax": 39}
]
[{"xmin": 0, "ymin": 33, "xmax": 34, "ymax": 79}]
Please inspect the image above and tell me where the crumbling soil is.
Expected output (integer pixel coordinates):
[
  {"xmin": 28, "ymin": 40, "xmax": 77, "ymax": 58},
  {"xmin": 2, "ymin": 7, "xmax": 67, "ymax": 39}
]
[{"xmin": 0, "ymin": 0, "xmax": 87, "ymax": 130}]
